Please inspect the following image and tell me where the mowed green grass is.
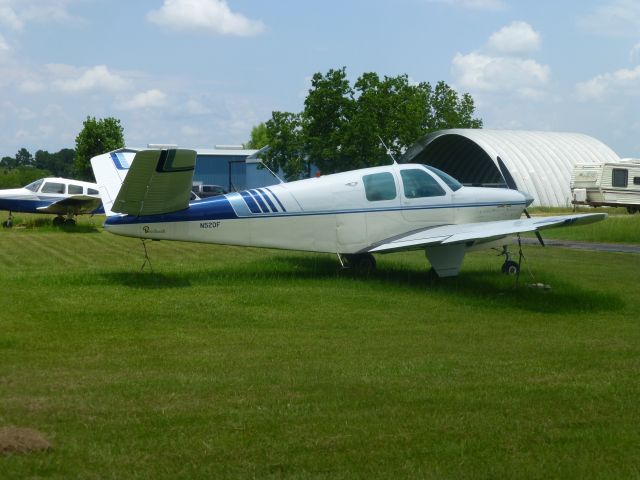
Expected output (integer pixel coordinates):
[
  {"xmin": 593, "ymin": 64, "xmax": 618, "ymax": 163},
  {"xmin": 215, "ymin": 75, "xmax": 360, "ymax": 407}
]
[{"xmin": 0, "ymin": 217, "xmax": 639, "ymax": 479}]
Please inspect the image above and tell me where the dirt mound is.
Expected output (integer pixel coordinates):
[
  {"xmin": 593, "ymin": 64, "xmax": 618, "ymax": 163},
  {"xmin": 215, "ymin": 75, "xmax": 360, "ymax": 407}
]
[{"xmin": 0, "ymin": 427, "xmax": 53, "ymax": 454}]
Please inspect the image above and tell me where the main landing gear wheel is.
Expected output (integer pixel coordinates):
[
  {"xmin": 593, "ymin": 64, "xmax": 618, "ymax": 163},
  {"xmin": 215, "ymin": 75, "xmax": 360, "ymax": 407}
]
[
  {"xmin": 64, "ymin": 218, "xmax": 76, "ymax": 226},
  {"xmin": 344, "ymin": 253, "xmax": 377, "ymax": 275},
  {"xmin": 502, "ymin": 260, "xmax": 520, "ymax": 276},
  {"xmin": 52, "ymin": 216, "xmax": 65, "ymax": 227},
  {"xmin": 3, "ymin": 212, "xmax": 13, "ymax": 228}
]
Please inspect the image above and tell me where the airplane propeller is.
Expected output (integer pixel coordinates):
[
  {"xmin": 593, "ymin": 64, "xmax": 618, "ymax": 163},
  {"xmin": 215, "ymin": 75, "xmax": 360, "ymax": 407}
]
[{"xmin": 497, "ymin": 156, "xmax": 545, "ymax": 247}]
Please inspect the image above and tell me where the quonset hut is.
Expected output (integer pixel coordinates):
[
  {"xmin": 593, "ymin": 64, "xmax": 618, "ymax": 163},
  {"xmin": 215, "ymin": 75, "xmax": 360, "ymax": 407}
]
[{"xmin": 401, "ymin": 129, "xmax": 621, "ymax": 207}]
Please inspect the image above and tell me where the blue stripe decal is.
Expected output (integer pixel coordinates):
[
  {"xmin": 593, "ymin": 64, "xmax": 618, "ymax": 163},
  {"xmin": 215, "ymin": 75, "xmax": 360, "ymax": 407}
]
[
  {"xmin": 240, "ymin": 191, "xmax": 261, "ymax": 214},
  {"xmin": 265, "ymin": 188, "xmax": 286, "ymax": 212},
  {"xmin": 106, "ymin": 200, "xmax": 529, "ymax": 225},
  {"xmin": 257, "ymin": 189, "xmax": 277, "ymax": 212},
  {"xmin": 249, "ymin": 190, "xmax": 269, "ymax": 213}
]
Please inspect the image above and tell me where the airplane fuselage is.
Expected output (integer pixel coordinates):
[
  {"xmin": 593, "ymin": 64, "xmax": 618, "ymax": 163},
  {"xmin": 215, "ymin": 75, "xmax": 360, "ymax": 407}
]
[
  {"xmin": 104, "ymin": 164, "xmax": 531, "ymax": 254},
  {"xmin": 0, "ymin": 177, "xmax": 101, "ymax": 215}
]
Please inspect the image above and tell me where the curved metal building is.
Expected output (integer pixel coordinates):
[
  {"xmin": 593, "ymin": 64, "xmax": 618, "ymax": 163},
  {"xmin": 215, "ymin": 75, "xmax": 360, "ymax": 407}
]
[{"xmin": 401, "ymin": 129, "xmax": 621, "ymax": 207}]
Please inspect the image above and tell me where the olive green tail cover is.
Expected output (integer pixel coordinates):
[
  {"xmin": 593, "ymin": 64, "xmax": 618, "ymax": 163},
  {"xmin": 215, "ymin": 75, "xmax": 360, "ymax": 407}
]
[{"xmin": 112, "ymin": 149, "xmax": 197, "ymax": 216}]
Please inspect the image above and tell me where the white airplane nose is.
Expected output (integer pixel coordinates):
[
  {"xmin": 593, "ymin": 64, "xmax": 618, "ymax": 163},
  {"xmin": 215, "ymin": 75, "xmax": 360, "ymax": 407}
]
[{"xmin": 518, "ymin": 190, "xmax": 534, "ymax": 207}]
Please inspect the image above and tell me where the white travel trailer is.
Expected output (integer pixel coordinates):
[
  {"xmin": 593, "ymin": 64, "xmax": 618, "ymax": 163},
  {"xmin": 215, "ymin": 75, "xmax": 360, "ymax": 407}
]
[{"xmin": 571, "ymin": 159, "xmax": 640, "ymax": 214}]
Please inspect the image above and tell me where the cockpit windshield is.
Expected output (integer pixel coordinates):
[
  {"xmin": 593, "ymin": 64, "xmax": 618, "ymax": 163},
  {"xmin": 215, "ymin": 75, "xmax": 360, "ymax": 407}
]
[
  {"xmin": 24, "ymin": 178, "xmax": 44, "ymax": 192},
  {"xmin": 424, "ymin": 165, "xmax": 463, "ymax": 191}
]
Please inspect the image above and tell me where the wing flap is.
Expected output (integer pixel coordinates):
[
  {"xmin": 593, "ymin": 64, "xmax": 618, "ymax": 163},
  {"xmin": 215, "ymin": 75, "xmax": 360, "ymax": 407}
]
[{"xmin": 368, "ymin": 213, "xmax": 607, "ymax": 253}]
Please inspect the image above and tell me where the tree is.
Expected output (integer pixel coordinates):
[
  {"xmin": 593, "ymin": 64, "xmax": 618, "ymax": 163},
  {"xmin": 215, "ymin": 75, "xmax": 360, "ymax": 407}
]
[
  {"xmin": 74, "ymin": 116, "xmax": 125, "ymax": 181},
  {"xmin": 245, "ymin": 123, "xmax": 269, "ymax": 149},
  {"xmin": 255, "ymin": 67, "xmax": 482, "ymax": 178},
  {"xmin": 263, "ymin": 112, "xmax": 306, "ymax": 181},
  {"xmin": 0, "ymin": 148, "xmax": 35, "ymax": 169},
  {"xmin": 35, "ymin": 148, "xmax": 75, "ymax": 178}
]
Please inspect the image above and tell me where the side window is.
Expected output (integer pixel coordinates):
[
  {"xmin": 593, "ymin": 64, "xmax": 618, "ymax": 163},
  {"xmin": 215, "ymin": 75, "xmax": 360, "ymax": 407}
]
[
  {"xmin": 363, "ymin": 172, "xmax": 397, "ymax": 201},
  {"xmin": 612, "ymin": 169, "xmax": 628, "ymax": 188},
  {"xmin": 633, "ymin": 177, "xmax": 640, "ymax": 186},
  {"xmin": 68, "ymin": 184, "xmax": 83, "ymax": 194},
  {"xmin": 41, "ymin": 182, "xmax": 65, "ymax": 194},
  {"xmin": 88, "ymin": 188, "xmax": 99, "ymax": 195},
  {"xmin": 400, "ymin": 169, "xmax": 446, "ymax": 198}
]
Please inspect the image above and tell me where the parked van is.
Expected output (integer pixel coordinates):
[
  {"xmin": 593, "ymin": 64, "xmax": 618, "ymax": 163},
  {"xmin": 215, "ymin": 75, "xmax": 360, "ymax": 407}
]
[{"xmin": 571, "ymin": 159, "xmax": 640, "ymax": 214}]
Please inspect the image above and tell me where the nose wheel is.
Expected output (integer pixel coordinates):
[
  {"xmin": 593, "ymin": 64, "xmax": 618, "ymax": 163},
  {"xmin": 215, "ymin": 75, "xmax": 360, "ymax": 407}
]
[{"xmin": 499, "ymin": 245, "xmax": 521, "ymax": 276}]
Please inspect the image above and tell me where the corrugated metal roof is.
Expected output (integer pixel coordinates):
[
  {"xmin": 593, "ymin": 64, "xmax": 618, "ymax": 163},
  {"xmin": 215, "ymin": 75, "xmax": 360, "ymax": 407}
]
[{"xmin": 402, "ymin": 129, "xmax": 621, "ymax": 207}]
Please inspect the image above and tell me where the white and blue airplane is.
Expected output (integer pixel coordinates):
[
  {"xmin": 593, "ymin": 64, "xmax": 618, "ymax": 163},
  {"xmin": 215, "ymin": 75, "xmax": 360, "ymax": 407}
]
[
  {"xmin": 0, "ymin": 177, "xmax": 102, "ymax": 227},
  {"xmin": 90, "ymin": 148, "xmax": 606, "ymax": 277}
]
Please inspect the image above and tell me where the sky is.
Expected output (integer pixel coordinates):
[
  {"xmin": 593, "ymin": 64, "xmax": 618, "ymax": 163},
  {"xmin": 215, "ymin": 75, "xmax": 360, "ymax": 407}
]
[{"xmin": 1, "ymin": 0, "xmax": 640, "ymax": 159}]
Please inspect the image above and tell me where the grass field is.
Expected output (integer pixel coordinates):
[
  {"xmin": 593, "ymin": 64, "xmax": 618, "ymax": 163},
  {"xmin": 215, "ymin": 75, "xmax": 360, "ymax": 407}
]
[{"xmin": 1, "ymin": 214, "xmax": 639, "ymax": 478}]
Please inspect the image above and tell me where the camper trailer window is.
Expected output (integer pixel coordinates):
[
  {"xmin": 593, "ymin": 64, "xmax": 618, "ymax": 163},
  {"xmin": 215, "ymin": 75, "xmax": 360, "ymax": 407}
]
[
  {"xmin": 363, "ymin": 172, "xmax": 397, "ymax": 201},
  {"xmin": 612, "ymin": 169, "xmax": 628, "ymax": 188},
  {"xmin": 634, "ymin": 177, "xmax": 640, "ymax": 186}
]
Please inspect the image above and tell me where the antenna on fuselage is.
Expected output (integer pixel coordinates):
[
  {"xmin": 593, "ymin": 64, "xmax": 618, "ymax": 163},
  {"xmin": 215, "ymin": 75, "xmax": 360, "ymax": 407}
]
[{"xmin": 378, "ymin": 135, "xmax": 398, "ymax": 165}]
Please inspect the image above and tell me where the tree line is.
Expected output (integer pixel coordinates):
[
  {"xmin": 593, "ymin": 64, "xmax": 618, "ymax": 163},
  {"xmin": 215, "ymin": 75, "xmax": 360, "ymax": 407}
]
[
  {"xmin": 0, "ymin": 117, "xmax": 124, "ymax": 188},
  {"xmin": 246, "ymin": 67, "xmax": 482, "ymax": 180}
]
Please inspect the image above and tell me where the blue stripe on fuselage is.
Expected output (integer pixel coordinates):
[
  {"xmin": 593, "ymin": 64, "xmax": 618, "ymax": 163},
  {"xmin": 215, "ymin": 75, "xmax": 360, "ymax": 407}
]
[
  {"xmin": 105, "ymin": 197, "xmax": 528, "ymax": 225},
  {"xmin": 105, "ymin": 194, "xmax": 239, "ymax": 225},
  {"xmin": 0, "ymin": 198, "xmax": 52, "ymax": 213},
  {"xmin": 240, "ymin": 191, "xmax": 261, "ymax": 214},
  {"xmin": 257, "ymin": 189, "xmax": 277, "ymax": 212}
]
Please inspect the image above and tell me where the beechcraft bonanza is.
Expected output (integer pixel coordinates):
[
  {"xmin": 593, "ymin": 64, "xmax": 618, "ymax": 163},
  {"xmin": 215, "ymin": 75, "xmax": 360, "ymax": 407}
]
[
  {"xmin": 90, "ymin": 148, "xmax": 606, "ymax": 278},
  {"xmin": 0, "ymin": 177, "xmax": 102, "ymax": 227}
]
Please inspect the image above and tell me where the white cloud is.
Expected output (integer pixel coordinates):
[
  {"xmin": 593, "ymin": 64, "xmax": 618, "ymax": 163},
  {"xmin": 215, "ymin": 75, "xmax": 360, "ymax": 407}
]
[
  {"xmin": 428, "ymin": 0, "xmax": 507, "ymax": 10},
  {"xmin": 0, "ymin": 0, "xmax": 81, "ymax": 30},
  {"xmin": 120, "ymin": 89, "xmax": 168, "ymax": 110},
  {"xmin": 578, "ymin": 0, "xmax": 640, "ymax": 37},
  {"xmin": 487, "ymin": 21, "xmax": 541, "ymax": 55},
  {"xmin": 0, "ymin": 4, "xmax": 23, "ymax": 30},
  {"xmin": 453, "ymin": 52, "xmax": 550, "ymax": 96},
  {"xmin": 576, "ymin": 65, "xmax": 640, "ymax": 101},
  {"xmin": 50, "ymin": 64, "xmax": 129, "ymax": 93},
  {"xmin": 147, "ymin": 0, "xmax": 265, "ymax": 36}
]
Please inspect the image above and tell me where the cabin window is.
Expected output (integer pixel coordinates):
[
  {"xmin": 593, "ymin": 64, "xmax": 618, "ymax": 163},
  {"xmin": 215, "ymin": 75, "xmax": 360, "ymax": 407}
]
[
  {"xmin": 363, "ymin": 172, "xmax": 396, "ymax": 201},
  {"xmin": 424, "ymin": 165, "xmax": 462, "ymax": 191},
  {"xmin": 634, "ymin": 177, "xmax": 640, "ymax": 186},
  {"xmin": 41, "ymin": 182, "xmax": 65, "ymax": 194},
  {"xmin": 24, "ymin": 179, "xmax": 44, "ymax": 192},
  {"xmin": 400, "ymin": 169, "xmax": 446, "ymax": 198},
  {"xmin": 612, "ymin": 169, "xmax": 628, "ymax": 188},
  {"xmin": 68, "ymin": 184, "xmax": 83, "ymax": 194},
  {"xmin": 88, "ymin": 188, "xmax": 99, "ymax": 195}
]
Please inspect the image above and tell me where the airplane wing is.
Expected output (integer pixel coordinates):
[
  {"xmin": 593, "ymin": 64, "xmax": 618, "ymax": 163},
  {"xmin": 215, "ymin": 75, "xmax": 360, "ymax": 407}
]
[
  {"xmin": 112, "ymin": 149, "xmax": 196, "ymax": 216},
  {"xmin": 37, "ymin": 195, "xmax": 103, "ymax": 215},
  {"xmin": 366, "ymin": 213, "xmax": 607, "ymax": 253}
]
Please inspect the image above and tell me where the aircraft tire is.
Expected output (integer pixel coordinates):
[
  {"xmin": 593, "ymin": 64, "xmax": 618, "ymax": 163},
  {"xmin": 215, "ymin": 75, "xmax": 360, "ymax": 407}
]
[
  {"xmin": 2, "ymin": 219, "xmax": 12, "ymax": 228},
  {"xmin": 64, "ymin": 218, "xmax": 76, "ymax": 226},
  {"xmin": 346, "ymin": 253, "xmax": 376, "ymax": 275},
  {"xmin": 53, "ymin": 216, "xmax": 64, "ymax": 227},
  {"xmin": 502, "ymin": 260, "xmax": 519, "ymax": 276},
  {"xmin": 627, "ymin": 207, "xmax": 638, "ymax": 215}
]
